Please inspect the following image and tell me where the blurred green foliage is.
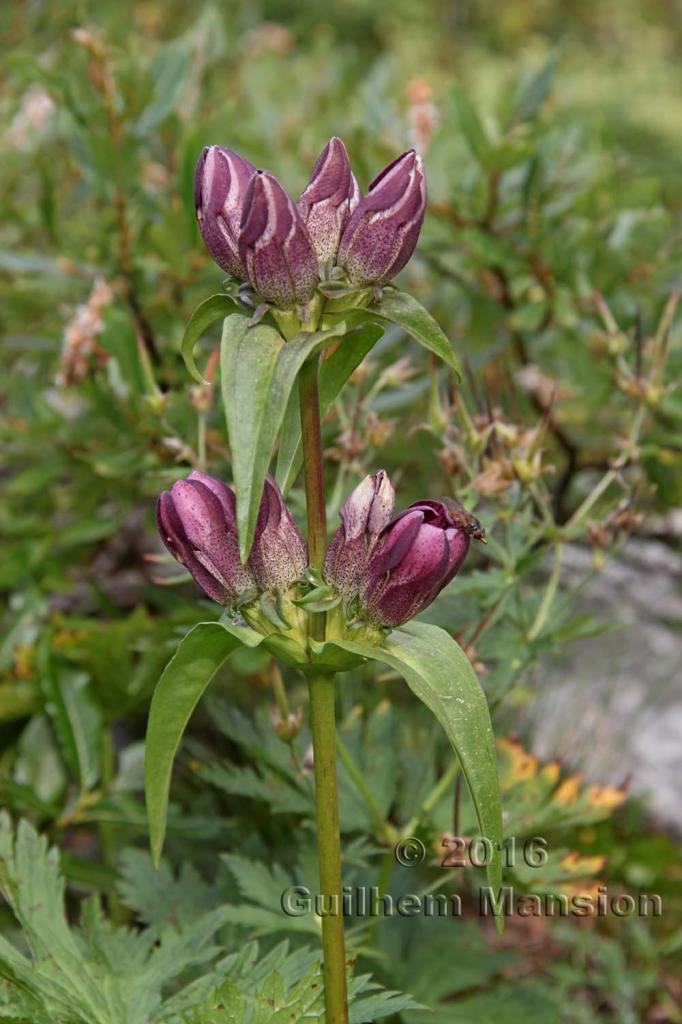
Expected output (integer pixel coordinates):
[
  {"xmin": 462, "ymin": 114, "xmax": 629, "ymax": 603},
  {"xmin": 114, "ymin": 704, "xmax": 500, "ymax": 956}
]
[{"xmin": 1, "ymin": 0, "xmax": 681, "ymax": 1021}]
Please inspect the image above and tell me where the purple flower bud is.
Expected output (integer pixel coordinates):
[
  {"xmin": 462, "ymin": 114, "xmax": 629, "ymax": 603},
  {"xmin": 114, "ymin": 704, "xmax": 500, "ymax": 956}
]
[
  {"xmin": 194, "ymin": 146, "xmax": 256, "ymax": 280},
  {"xmin": 157, "ymin": 471, "xmax": 255, "ymax": 605},
  {"xmin": 325, "ymin": 470, "xmax": 395, "ymax": 594},
  {"xmin": 359, "ymin": 498, "xmax": 481, "ymax": 627},
  {"xmin": 239, "ymin": 170, "xmax": 319, "ymax": 308},
  {"xmin": 298, "ymin": 137, "xmax": 360, "ymax": 263},
  {"xmin": 338, "ymin": 149, "xmax": 426, "ymax": 286},
  {"xmin": 248, "ymin": 476, "xmax": 308, "ymax": 590},
  {"xmin": 157, "ymin": 472, "xmax": 309, "ymax": 604}
]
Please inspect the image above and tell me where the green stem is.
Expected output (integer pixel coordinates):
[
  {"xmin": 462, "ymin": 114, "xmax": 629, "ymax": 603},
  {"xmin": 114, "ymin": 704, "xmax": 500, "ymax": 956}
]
[
  {"xmin": 362, "ymin": 845, "xmax": 395, "ymax": 946},
  {"xmin": 336, "ymin": 734, "xmax": 395, "ymax": 844},
  {"xmin": 308, "ymin": 671, "xmax": 348, "ymax": 1023},
  {"xmin": 403, "ymin": 758, "xmax": 460, "ymax": 838},
  {"xmin": 298, "ymin": 356, "xmax": 328, "ymax": 589},
  {"xmin": 197, "ymin": 410, "xmax": 207, "ymax": 470},
  {"xmin": 298, "ymin": 352, "xmax": 348, "ymax": 1023},
  {"xmin": 99, "ymin": 728, "xmax": 123, "ymax": 923},
  {"xmin": 271, "ymin": 659, "xmax": 292, "ymax": 723},
  {"xmin": 528, "ymin": 542, "xmax": 563, "ymax": 642},
  {"xmin": 567, "ymin": 404, "xmax": 647, "ymax": 529}
]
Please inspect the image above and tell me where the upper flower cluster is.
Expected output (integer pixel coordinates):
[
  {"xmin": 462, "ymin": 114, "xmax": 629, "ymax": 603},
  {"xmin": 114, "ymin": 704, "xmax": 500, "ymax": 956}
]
[{"xmin": 194, "ymin": 138, "xmax": 426, "ymax": 310}]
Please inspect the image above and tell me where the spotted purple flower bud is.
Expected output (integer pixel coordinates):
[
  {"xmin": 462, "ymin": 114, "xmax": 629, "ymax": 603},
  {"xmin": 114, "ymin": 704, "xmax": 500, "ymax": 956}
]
[
  {"xmin": 194, "ymin": 146, "xmax": 256, "ymax": 280},
  {"xmin": 157, "ymin": 471, "xmax": 255, "ymax": 605},
  {"xmin": 298, "ymin": 137, "xmax": 360, "ymax": 264},
  {"xmin": 157, "ymin": 472, "xmax": 309, "ymax": 604},
  {"xmin": 338, "ymin": 149, "xmax": 426, "ymax": 286},
  {"xmin": 248, "ymin": 476, "xmax": 308, "ymax": 591},
  {"xmin": 359, "ymin": 498, "xmax": 482, "ymax": 627},
  {"xmin": 324, "ymin": 470, "xmax": 395, "ymax": 594},
  {"xmin": 239, "ymin": 170, "xmax": 319, "ymax": 309}
]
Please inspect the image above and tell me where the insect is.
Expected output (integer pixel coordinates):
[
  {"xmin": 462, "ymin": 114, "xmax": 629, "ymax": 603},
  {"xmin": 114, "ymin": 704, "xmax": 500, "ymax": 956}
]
[{"xmin": 442, "ymin": 497, "xmax": 487, "ymax": 543}]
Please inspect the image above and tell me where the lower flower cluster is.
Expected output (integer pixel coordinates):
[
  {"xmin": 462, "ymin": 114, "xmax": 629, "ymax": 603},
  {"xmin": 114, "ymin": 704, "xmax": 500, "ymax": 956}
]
[{"xmin": 157, "ymin": 470, "xmax": 484, "ymax": 663}]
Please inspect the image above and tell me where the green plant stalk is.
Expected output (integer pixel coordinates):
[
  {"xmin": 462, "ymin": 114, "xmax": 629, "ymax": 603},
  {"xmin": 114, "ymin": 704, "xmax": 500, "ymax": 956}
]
[
  {"xmin": 402, "ymin": 758, "xmax": 460, "ymax": 838},
  {"xmin": 534, "ymin": 399, "xmax": 646, "ymax": 653},
  {"xmin": 362, "ymin": 758, "xmax": 461, "ymax": 946},
  {"xmin": 298, "ymin": 356, "xmax": 328, "ymax": 584},
  {"xmin": 271, "ymin": 659, "xmax": 292, "ymax": 723},
  {"xmin": 99, "ymin": 728, "xmax": 123, "ymax": 923},
  {"xmin": 336, "ymin": 733, "xmax": 395, "ymax": 844},
  {"xmin": 197, "ymin": 409, "xmax": 207, "ymax": 470},
  {"xmin": 567, "ymin": 403, "xmax": 647, "ymax": 529},
  {"xmin": 307, "ymin": 670, "xmax": 348, "ymax": 1023},
  {"xmin": 363, "ymin": 845, "xmax": 395, "ymax": 947},
  {"xmin": 298, "ymin": 353, "xmax": 348, "ymax": 1024},
  {"xmin": 528, "ymin": 541, "xmax": 563, "ymax": 641}
]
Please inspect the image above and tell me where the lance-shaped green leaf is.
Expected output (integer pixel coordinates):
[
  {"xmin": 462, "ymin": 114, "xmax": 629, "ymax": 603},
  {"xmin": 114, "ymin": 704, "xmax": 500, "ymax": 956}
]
[
  {"xmin": 221, "ymin": 314, "xmax": 351, "ymax": 560},
  {"xmin": 145, "ymin": 620, "xmax": 268, "ymax": 866},
  {"xmin": 453, "ymin": 85, "xmax": 491, "ymax": 166},
  {"xmin": 275, "ymin": 322, "xmax": 384, "ymax": 495},
  {"xmin": 38, "ymin": 647, "xmax": 102, "ymax": 793},
  {"xmin": 180, "ymin": 293, "xmax": 245, "ymax": 383},
  {"xmin": 369, "ymin": 291, "xmax": 461, "ymax": 378},
  {"xmin": 311, "ymin": 620, "xmax": 503, "ymax": 922},
  {"xmin": 514, "ymin": 51, "xmax": 558, "ymax": 123}
]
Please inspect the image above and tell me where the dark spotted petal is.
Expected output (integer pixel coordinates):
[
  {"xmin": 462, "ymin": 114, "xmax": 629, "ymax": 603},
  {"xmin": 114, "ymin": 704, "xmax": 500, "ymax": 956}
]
[
  {"xmin": 156, "ymin": 473, "xmax": 255, "ymax": 604},
  {"xmin": 248, "ymin": 476, "xmax": 308, "ymax": 590},
  {"xmin": 324, "ymin": 471, "xmax": 395, "ymax": 595},
  {"xmin": 298, "ymin": 137, "xmax": 357, "ymax": 263},
  {"xmin": 239, "ymin": 171, "xmax": 319, "ymax": 308},
  {"xmin": 338, "ymin": 150, "xmax": 426, "ymax": 286}
]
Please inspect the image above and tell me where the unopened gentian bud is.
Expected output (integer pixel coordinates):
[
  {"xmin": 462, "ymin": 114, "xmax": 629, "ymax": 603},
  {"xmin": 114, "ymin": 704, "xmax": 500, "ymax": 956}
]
[
  {"xmin": 239, "ymin": 170, "xmax": 319, "ymax": 308},
  {"xmin": 324, "ymin": 470, "xmax": 395, "ymax": 594},
  {"xmin": 298, "ymin": 137, "xmax": 360, "ymax": 264},
  {"xmin": 194, "ymin": 146, "xmax": 256, "ymax": 280},
  {"xmin": 359, "ymin": 498, "xmax": 483, "ymax": 627},
  {"xmin": 157, "ymin": 472, "xmax": 309, "ymax": 605},
  {"xmin": 157, "ymin": 471, "xmax": 255, "ymax": 605},
  {"xmin": 338, "ymin": 149, "xmax": 426, "ymax": 286},
  {"xmin": 248, "ymin": 476, "xmax": 308, "ymax": 591}
]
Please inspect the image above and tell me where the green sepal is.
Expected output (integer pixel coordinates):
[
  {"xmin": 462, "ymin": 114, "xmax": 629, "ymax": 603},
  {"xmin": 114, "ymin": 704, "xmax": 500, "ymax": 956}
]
[
  {"xmin": 292, "ymin": 583, "xmax": 342, "ymax": 612},
  {"xmin": 307, "ymin": 640, "xmax": 368, "ymax": 674},
  {"xmin": 258, "ymin": 631, "xmax": 310, "ymax": 669},
  {"xmin": 318, "ymin": 283, "xmax": 374, "ymax": 313},
  {"xmin": 301, "ymin": 596, "xmax": 343, "ymax": 613},
  {"xmin": 259, "ymin": 590, "xmax": 292, "ymax": 630}
]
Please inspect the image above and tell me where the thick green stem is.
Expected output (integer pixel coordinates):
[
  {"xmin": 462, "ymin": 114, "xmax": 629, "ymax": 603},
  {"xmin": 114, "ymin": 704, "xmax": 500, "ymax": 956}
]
[
  {"xmin": 298, "ymin": 353, "xmax": 348, "ymax": 1023},
  {"xmin": 308, "ymin": 672, "xmax": 348, "ymax": 1023},
  {"xmin": 298, "ymin": 356, "xmax": 328, "ymax": 588}
]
